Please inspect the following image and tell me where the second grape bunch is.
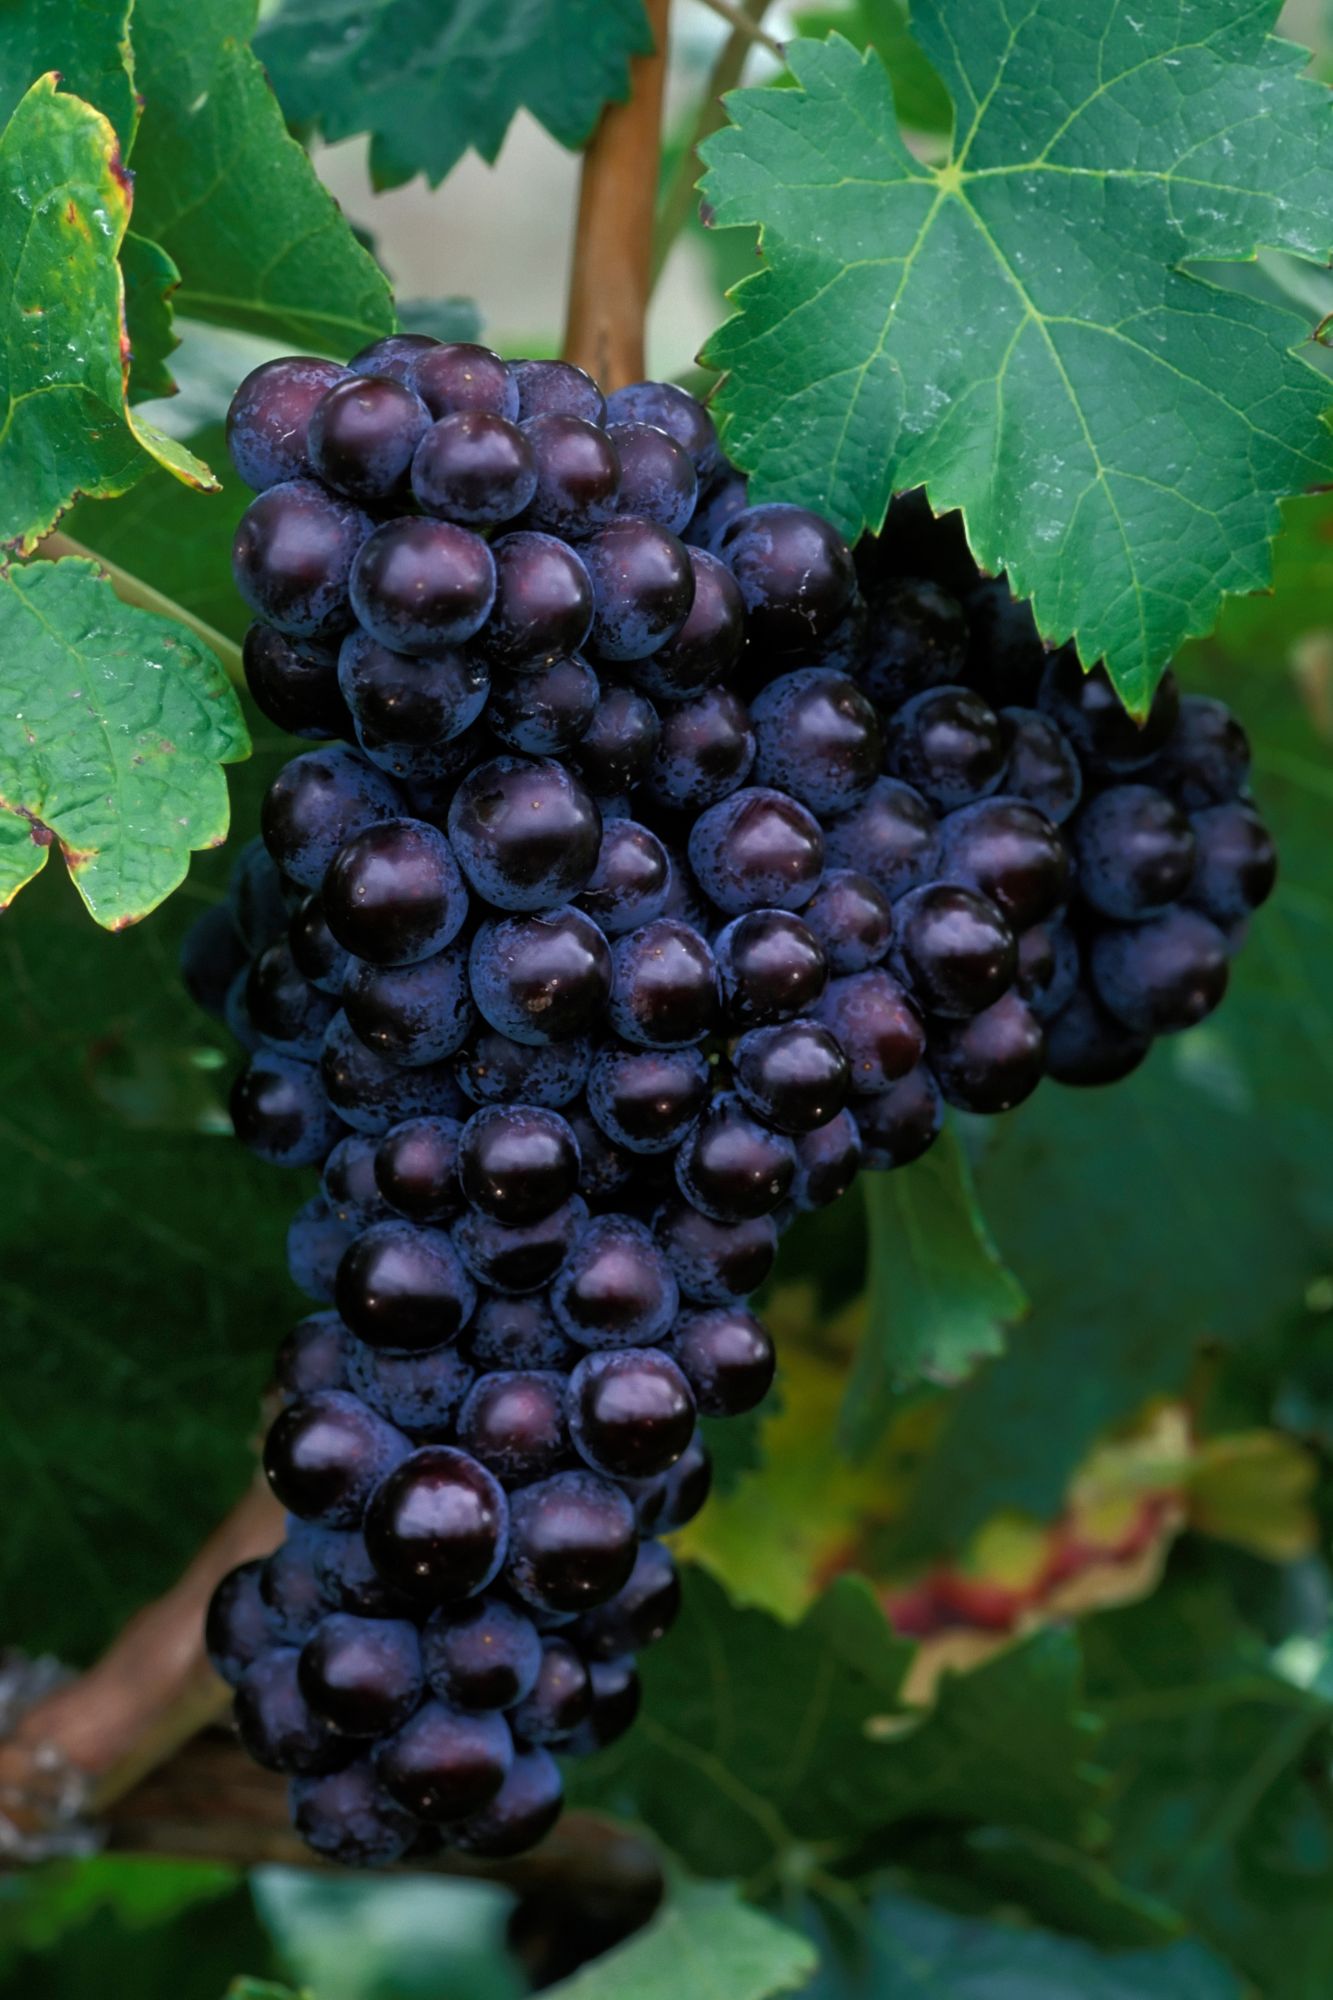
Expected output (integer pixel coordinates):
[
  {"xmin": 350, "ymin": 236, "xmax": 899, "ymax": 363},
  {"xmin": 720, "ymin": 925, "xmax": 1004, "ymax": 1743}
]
[{"xmin": 188, "ymin": 335, "xmax": 1276, "ymax": 1869}]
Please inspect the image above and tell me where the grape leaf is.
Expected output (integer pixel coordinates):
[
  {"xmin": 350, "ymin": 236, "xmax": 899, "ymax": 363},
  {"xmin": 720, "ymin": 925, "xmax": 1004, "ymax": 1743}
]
[
  {"xmin": 0, "ymin": 556, "xmax": 249, "ymax": 925},
  {"xmin": 121, "ymin": 230, "xmax": 181, "ymax": 403},
  {"xmin": 255, "ymin": 0, "xmax": 655, "ymax": 192},
  {"xmin": 573, "ymin": 1569, "xmax": 1102, "ymax": 1878},
  {"xmin": 128, "ymin": 0, "xmax": 395, "ymax": 353},
  {"xmin": 848, "ymin": 1128, "xmax": 1026, "ymax": 1451},
  {"xmin": 794, "ymin": 0, "xmax": 951, "ymax": 134},
  {"xmin": 0, "ymin": 726, "xmax": 294, "ymax": 1663},
  {"xmin": 700, "ymin": 14, "xmax": 1333, "ymax": 709},
  {"xmin": 0, "ymin": 74, "xmax": 215, "ymax": 551},
  {"xmin": 250, "ymin": 1869, "xmax": 521, "ymax": 2000},
  {"xmin": 800, "ymin": 1886, "xmax": 1241, "ymax": 1998},
  {"xmin": 0, "ymin": 0, "xmax": 138, "ymax": 145},
  {"xmin": 547, "ymin": 1874, "xmax": 815, "ymax": 2000}
]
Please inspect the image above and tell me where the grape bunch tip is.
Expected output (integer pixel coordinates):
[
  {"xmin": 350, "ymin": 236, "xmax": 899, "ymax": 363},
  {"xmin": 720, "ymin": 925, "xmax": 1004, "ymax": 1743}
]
[{"xmin": 182, "ymin": 335, "xmax": 1276, "ymax": 1868}]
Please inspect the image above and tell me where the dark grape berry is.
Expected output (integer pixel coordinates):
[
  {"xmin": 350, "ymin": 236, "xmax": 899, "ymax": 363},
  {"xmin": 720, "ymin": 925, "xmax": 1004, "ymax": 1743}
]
[
  {"xmin": 1187, "ymin": 802, "xmax": 1277, "ymax": 924},
  {"xmin": 322, "ymin": 1010, "xmax": 467, "ymax": 1134},
  {"xmin": 264, "ymin": 1390, "xmax": 409, "ymax": 1527},
  {"xmin": 938, "ymin": 796, "xmax": 1070, "ymax": 930},
  {"xmin": 412, "ymin": 411, "xmax": 538, "ymax": 525},
  {"xmin": 365, "ymin": 1445, "xmax": 509, "ymax": 1601},
  {"xmin": 580, "ymin": 518, "xmax": 695, "ymax": 661},
  {"xmin": 1044, "ymin": 987, "xmax": 1151, "ymax": 1087},
  {"xmin": 513, "ymin": 358, "xmax": 605, "ymax": 424},
  {"xmin": 791, "ymin": 1108, "xmax": 863, "ymax": 1208},
  {"xmin": 288, "ymin": 1195, "xmax": 356, "ymax": 1302},
  {"xmin": 570, "ymin": 685, "xmax": 661, "ymax": 798},
  {"xmin": 587, "ymin": 1043, "xmax": 710, "ymax": 1153},
  {"xmin": 344, "ymin": 946, "xmax": 474, "ymax": 1068},
  {"xmin": 509, "ymin": 1637, "xmax": 592, "ymax": 1745},
  {"xmin": 1089, "ymin": 907, "xmax": 1229, "ymax": 1036},
  {"xmin": 205, "ymin": 1560, "xmax": 272, "ymax": 1688},
  {"xmin": 260, "ymin": 1529, "xmax": 330, "ymax": 1645},
  {"xmin": 228, "ymin": 356, "xmax": 348, "ymax": 490},
  {"xmin": 961, "ymin": 576, "xmax": 1045, "ymax": 706},
  {"xmin": 606, "ymin": 422, "xmax": 698, "ymax": 533},
  {"xmin": 376, "ymin": 1699, "xmax": 513, "ymax": 1821},
  {"xmin": 465, "ymin": 1294, "xmax": 576, "ymax": 1372},
  {"xmin": 488, "ymin": 652, "xmax": 599, "ymax": 754},
  {"xmin": 1074, "ymin": 785, "xmax": 1196, "ymax": 922},
  {"xmin": 423, "ymin": 1596, "xmax": 542, "ymax": 1709},
  {"xmin": 449, "ymin": 756, "xmax": 601, "ymax": 911},
  {"xmin": 929, "ymin": 991, "xmax": 1046, "ymax": 1113},
  {"xmin": 750, "ymin": 668, "xmax": 883, "ymax": 814},
  {"xmin": 457, "ymin": 1367, "xmax": 569, "ymax": 1484},
  {"xmin": 244, "ymin": 625, "xmax": 350, "ymax": 740},
  {"xmin": 454, "ymin": 1197, "xmax": 588, "ymax": 1295},
  {"xmin": 574, "ymin": 1541, "xmax": 680, "ymax": 1659},
  {"xmin": 484, "ymin": 531, "xmax": 594, "ymax": 666},
  {"xmin": 631, "ymin": 547, "xmax": 745, "ymax": 702},
  {"xmin": 372, "ymin": 1117, "xmax": 462, "ymax": 1223},
  {"xmin": 891, "ymin": 883, "xmax": 1016, "ymax": 1019},
  {"xmin": 458, "ymin": 1105, "xmax": 581, "ymax": 1225},
  {"xmin": 235, "ymin": 1650, "xmax": 348, "ymax": 1776},
  {"xmin": 522, "ymin": 413, "xmax": 620, "ymax": 533},
  {"xmin": 645, "ymin": 686, "xmax": 756, "ymax": 812},
  {"xmin": 860, "ymin": 576, "xmax": 966, "ymax": 710},
  {"xmin": 349, "ymin": 332, "xmax": 440, "ymax": 383},
  {"xmin": 854, "ymin": 1065, "xmax": 943, "ymax": 1169},
  {"xmin": 569, "ymin": 1656, "xmax": 641, "ymax": 1753},
  {"xmin": 277, "ymin": 1314, "xmax": 352, "ymax": 1401},
  {"xmin": 687, "ymin": 464, "xmax": 748, "ymax": 551},
  {"xmin": 233, "ymin": 480, "xmax": 370, "ymax": 639},
  {"xmin": 309, "ymin": 374, "xmax": 431, "ymax": 501},
  {"xmin": 885, "ymin": 685, "xmax": 1007, "ymax": 809},
  {"xmin": 1039, "ymin": 655, "xmax": 1180, "ymax": 774},
  {"xmin": 1143, "ymin": 694, "xmax": 1250, "ymax": 808},
  {"xmin": 715, "ymin": 909, "xmax": 828, "ymax": 1027},
  {"xmin": 291, "ymin": 893, "xmax": 352, "ymax": 995},
  {"xmin": 721, "ymin": 503, "xmax": 855, "ymax": 649},
  {"xmin": 689, "ymin": 787, "xmax": 824, "ymax": 915},
  {"xmin": 247, "ymin": 939, "xmax": 339, "ymax": 1056},
  {"xmin": 323, "ymin": 818, "xmax": 468, "ymax": 967},
  {"xmin": 822, "ymin": 777, "xmax": 939, "ymax": 900},
  {"xmin": 578, "ymin": 817, "xmax": 672, "ymax": 935},
  {"xmin": 351, "ymin": 517, "xmax": 496, "ymax": 652},
  {"xmin": 803, "ymin": 870, "xmax": 894, "ymax": 973},
  {"xmin": 181, "ymin": 903, "xmax": 249, "ymax": 1020},
  {"xmin": 814, "ymin": 969, "xmax": 925, "ymax": 1094},
  {"xmin": 1015, "ymin": 919, "xmax": 1080, "ymax": 1022},
  {"xmin": 262, "ymin": 743, "xmax": 402, "ymax": 893},
  {"xmin": 337, "ymin": 630, "xmax": 489, "ymax": 747},
  {"xmin": 607, "ymin": 918, "xmax": 717, "ymax": 1048},
  {"xmin": 676, "ymin": 1093, "xmax": 796, "ymax": 1222},
  {"xmin": 456, "ymin": 1029, "xmax": 593, "ymax": 1108},
  {"xmin": 606, "ymin": 380, "xmax": 720, "ymax": 478},
  {"xmin": 673, "ymin": 1305, "xmax": 775, "ymax": 1417},
  {"xmin": 469, "ymin": 908, "xmax": 612, "ymax": 1045},
  {"xmin": 290, "ymin": 1759, "xmax": 419, "ymax": 1866},
  {"xmin": 999, "ymin": 707, "xmax": 1083, "ymax": 823},
  {"xmin": 505, "ymin": 1469, "xmax": 638, "ymax": 1614},
  {"xmin": 346, "ymin": 1339, "xmax": 475, "ymax": 1437},
  {"xmin": 336, "ymin": 1219, "xmax": 476, "ymax": 1352},
  {"xmin": 733, "ymin": 1018, "xmax": 850, "ymax": 1133},
  {"xmin": 567, "ymin": 1346, "xmax": 696, "ymax": 1478},
  {"xmin": 299, "ymin": 1614, "xmax": 423, "ymax": 1735},
  {"xmin": 551, "ymin": 1214, "xmax": 679, "ymax": 1349},
  {"xmin": 452, "ymin": 1746, "xmax": 563, "ymax": 1857},
  {"xmin": 231, "ymin": 1050, "xmax": 346, "ymax": 1167},
  {"xmin": 653, "ymin": 1199, "xmax": 777, "ymax": 1302},
  {"xmin": 414, "ymin": 342, "xmax": 518, "ymax": 421}
]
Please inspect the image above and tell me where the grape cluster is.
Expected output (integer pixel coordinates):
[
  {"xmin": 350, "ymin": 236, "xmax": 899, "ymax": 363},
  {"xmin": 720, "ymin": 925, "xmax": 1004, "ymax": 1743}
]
[{"xmin": 186, "ymin": 335, "xmax": 1275, "ymax": 1869}]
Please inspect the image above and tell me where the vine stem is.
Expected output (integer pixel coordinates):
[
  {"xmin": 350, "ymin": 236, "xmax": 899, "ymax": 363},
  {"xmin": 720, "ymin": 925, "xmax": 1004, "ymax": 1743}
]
[
  {"xmin": 562, "ymin": 0, "xmax": 673, "ymax": 391},
  {"xmin": 694, "ymin": 0, "xmax": 782, "ymax": 58},
  {"xmin": 652, "ymin": 0, "xmax": 774, "ymax": 286},
  {"xmin": 31, "ymin": 532, "xmax": 244, "ymax": 687}
]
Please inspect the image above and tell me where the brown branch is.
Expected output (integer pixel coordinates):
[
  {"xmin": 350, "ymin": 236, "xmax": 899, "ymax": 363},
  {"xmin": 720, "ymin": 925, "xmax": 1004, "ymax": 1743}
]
[
  {"xmin": 652, "ymin": 0, "xmax": 773, "ymax": 286},
  {"xmin": 0, "ymin": 1484, "xmax": 283, "ymax": 1850},
  {"xmin": 562, "ymin": 0, "xmax": 673, "ymax": 392}
]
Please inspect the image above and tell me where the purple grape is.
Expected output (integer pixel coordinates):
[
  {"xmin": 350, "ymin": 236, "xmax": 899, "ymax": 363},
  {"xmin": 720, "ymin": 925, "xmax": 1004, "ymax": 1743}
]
[
  {"xmin": 336, "ymin": 1218, "xmax": 476, "ymax": 1352},
  {"xmin": 261, "ymin": 744, "xmax": 402, "ymax": 893},
  {"xmin": 264, "ymin": 1389, "xmax": 410, "ymax": 1527},
  {"xmin": 451, "ymin": 1746, "xmax": 563, "ymax": 1856},
  {"xmin": 448, "ymin": 756, "xmax": 601, "ymax": 911},
  {"xmin": 233, "ymin": 480, "xmax": 370, "ymax": 638},
  {"xmin": 645, "ymin": 686, "xmax": 755, "ymax": 812},
  {"xmin": 1038, "ymin": 655, "xmax": 1180, "ymax": 774},
  {"xmin": 929, "ymin": 991, "xmax": 1046, "ymax": 1113},
  {"xmin": 454, "ymin": 1196, "xmax": 587, "ymax": 1295},
  {"xmin": 790, "ymin": 1108, "xmax": 863, "ymax": 1209},
  {"xmin": 235, "ymin": 1649, "xmax": 349, "ymax": 1776},
  {"xmin": 822, "ymin": 777, "xmax": 939, "ymax": 901},
  {"xmin": 413, "ymin": 342, "xmax": 518, "ymax": 421},
  {"xmin": 733, "ymin": 1017, "xmax": 850, "ymax": 1133},
  {"xmin": 343, "ymin": 943, "xmax": 475, "ymax": 1068},
  {"xmin": 854, "ymin": 1066, "xmax": 943, "ymax": 1170},
  {"xmin": 607, "ymin": 917, "xmax": 718, "ymax": 1048},
  {"xmin": 884, "ymin": 685, "xmax": 1007, "ymax": 809},
  {"xmin": 513, "ymin": 358, "xmax": 605, "ymax": 424},
  {"xmin": 464, "ymin": 1294, "xmax": 577, "ymax": 1373},
  {"xmin": 669, "ymin": 1306, "xmax": 774, "ymax": 1417},
  {"xmin": 570, "ymin": 684, "xmax": 661, "ymax": 798},
  {"xmin": 938, "ymin": 796, "xmax": 1070, "ymax": 930},
  {"xmin": 891, "ymin": 883, "xmax": 1016, "ymax": 1018},
  {"xmin": 607, "ymin": 422, "xmax": 698, "ymax": 533},
  {"xmin": 803, "ymin": 870, "xmax": 894, "ymax": 973},
  {"xmin": 231, "ymin": 1049, "xmax": 346, "ymax": 1167},
  {"xmin": 411, "ymin": 411, "xmax": 538, "ymax": 525},
  {"xmin": 676, "ymin": 1093, "xmax": 796, "ymax": 1222},
  {"xmin": 323, "ymin": 818, "xmax": 469, "ymax": 967},
  {"xmin": 1089, "ymin": 907, "xmax": 1229, "ymax": 1036},
  {"xmin": 456, "ymin": 1029, "xmax": 593, "ymax": 1108},
  {"xmin": 459, "ymin": 1105, "xmax": 581, "ymax": 1225},
  {"xmin": 321, "ymin": 1011, "xmax": 467, "ymax": 1134},
  {"xmin": 1044, "ymin": 987, "xmax": 1151, "ymax": 1087},
  {"xmin": 244, "ymin": 624, "xmax": 350, "ymax": 741},
  {"xmin": 469, "ymin": 908, "xmax": 612, "ymax": 1045},
  {"xmin": 457, "ymin": 1369, "xmax": 570, "ymax": 1485},
  {"xmin": 291, "ymin": 894, "xmax": 352, "ymax": 994},
  {"xmin": 689, "ymin": 787, "xmax": 824, "ymax": 915},
  {"xmin": 488, "ymin": 653, "xmax": 599, "ymax": 754},
  {"xmin": 1143, "ymin": 694, "xmax": 1251, "ymax": 808},
  {"xmin": 247, "ymin": 939, "xmax": 339, "ymax": 1056},
  {"xmin": 299, "ymin": 1613, "xmax": 424, "ymax": 1736},
  {"xmin": 309, "ymin": 374, "xmax": 431, "ymax": 501},
  {"xmin": 504, "ymin": 1469, "xmax": 638, "ymax": 1614},
  {"xmin": 365, "ymin": 1445, "xmax": 509, "ymax": 1601},
  {"xmin": 287, "ymin": 1194, "xmax": 355, "ymax": 1302},
  {"xmin": 423, "ymin": 1598, "xmax": 542, "ymax": 1711},
  {"xmin": 374, "ymin": 1117, "xmax": 464, "ymax": 1223},
  {"xmin": 581, "ymin": 518, "xmax": 695, "ymax": 662},
  {"xmin": 998, "ymin": 707, "xmax": 1083, "ymax": 823},
  {"xmin": 715, "ymin": 909, "xmax": 828, "ymax": 1027},
  {"xmin": 567, "ymin": 1347, "xmax": 695, "ymax": 1480},
  {"xmin": 588, "ymin": 1043, "xmax": 710, "ymax": 1153},
  {"xmin": 653, "ymin": 1199, "xmax": 777, "ymax": 1301},
  {"xmin": 578, "ymin": 818, "xmax": 672, "ymax": 935},
  {"xmin": 750, "ymin": 668, "xmax": 883, "ymax": 814},
  {"xmin": 721, "ymin": 502, "xmax": 855, "ymax": 650},
  {"xmin": 521, "ymin": 414, "xmax": 620, "ymax": 533},
  {"xmin": 1187, "ymin": 802, "xmax": 1277, "ymax": 925},
  {"xmin": 630, "ymin": 546, "xmax": 745, "ymax": 702},
  {"xmin": 205, "ymin": 1561, "xmax": 272, "ymax": 1687},
  {"xmin": 337, "ymin": 630, "xmax": 489, "ymax": 747},
  {"xmin": 350, "ymin": 332, "xmax": 440, "ymax": 384},
  {"xmin": 483, "ymin": 531, "xmax": 593, "ymax": 666},
  {"xmin": 860, "ymin": 576, "xmax": 966, "ymax": 710},
  {"xmin": 351, "ymin": 517, "xmax": 496, "ymax": 652},
  {"xmin": 550, "ymin": 1214, "xmax": 679, "ymax": 1349},
  {"xmin": 277, "ymin": 1312, "xmax": 351, "ymax": 1401},
  {"xmin": 227, "ymin": 356, "xmax": 348, "ymax": 490},
  {"xmin": 605, "ymin": 381, "xmax": 720, "ymax": 479},
  {"xmin": 345, "ymin": 1339, "xmax": 475, "ymax": 1438},
  {"xmin": 289, "ymin": 1759, "xmax": 419, "ymax": 1866},
  {"xmin": 1073, "ymin": 784, "xmax": 1196, "ymax": 922}
]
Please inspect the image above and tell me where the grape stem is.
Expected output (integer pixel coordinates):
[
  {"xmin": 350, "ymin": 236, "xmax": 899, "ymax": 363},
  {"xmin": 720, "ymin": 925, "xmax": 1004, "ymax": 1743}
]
[
  {"xmin": 694, "ymin": 0, "xmax": 783, "ymax": 58},
  {"xmin": 0, "ymin": 1483, "xmax": 282, "ymax": 1852},
  {"xmin": 562, "ymin": 0, "xmax": 673, "ymax": 390},
  {"xmin": 30, "ymin": 532, "xmax": 244, "ymax": 687},
  {"xmin": 652, "ymin": 0, "xmax": 775, "ymax": 287}
]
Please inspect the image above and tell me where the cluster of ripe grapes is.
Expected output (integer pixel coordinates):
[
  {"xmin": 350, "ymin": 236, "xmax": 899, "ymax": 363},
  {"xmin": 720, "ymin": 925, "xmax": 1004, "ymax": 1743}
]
[{"xmin": 185, "ymin": 332, "xmax": 1275, "ymax": 1870}]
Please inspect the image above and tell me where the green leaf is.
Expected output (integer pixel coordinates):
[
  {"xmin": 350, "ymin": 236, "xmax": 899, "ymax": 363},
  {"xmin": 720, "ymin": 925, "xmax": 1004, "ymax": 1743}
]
[
  {"xmin": 547, "ymin": 1873, "xmax": 815, "ymax": 2000},
  {"xmin": 250, "ymin": 1869, "xmax": 523, "ymax": 2000},
  {"xmin": 0, "ymin": 556, "xmax": 249, "ymax": 925},
  {"xmin": 122, "ymin": 230, "xmax": 182, "ymax": 403},
  {"xmin": 0, "ymin": 0, "xmax": 138, "ymax": 145},
  {"xmin": 0, "ymin": 74, "xmax": 214, "ymax": 551},
  {"xmin": 573, "ymin": 1569, "xmax": 1102, "ymax": 1878},
  {"xmin": 225, "ymin": 1985, "xmax": 302, "ymax": 2000},
  {"xmin": 255, "ymin": 0, "xmax": 654, "ymax": 192},
  {"xmin": 397, "ymin": 296, "xmax": 483, "ymax": 344},
  {"xmin": 846, "ymin": 1128, "xmax": 1025, "ymax": 1451},
  {"xmin": 700, "ymin": 15, "xmax": 1333, "ymax": 708},
  {"xmin": 129, "ymin": 0, "xmax": 394, "ymax": 352},
  {"xmin": 800, "ymin": 1886, "xmax": 1241, "ymax": 1998},
  {"xmin": 793, "ymin": 0, "xmax": 951, "ymax": 134},
  {"xmin": 0, "ymin": 728, "xmax": 294, "ymax": 1663}
]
